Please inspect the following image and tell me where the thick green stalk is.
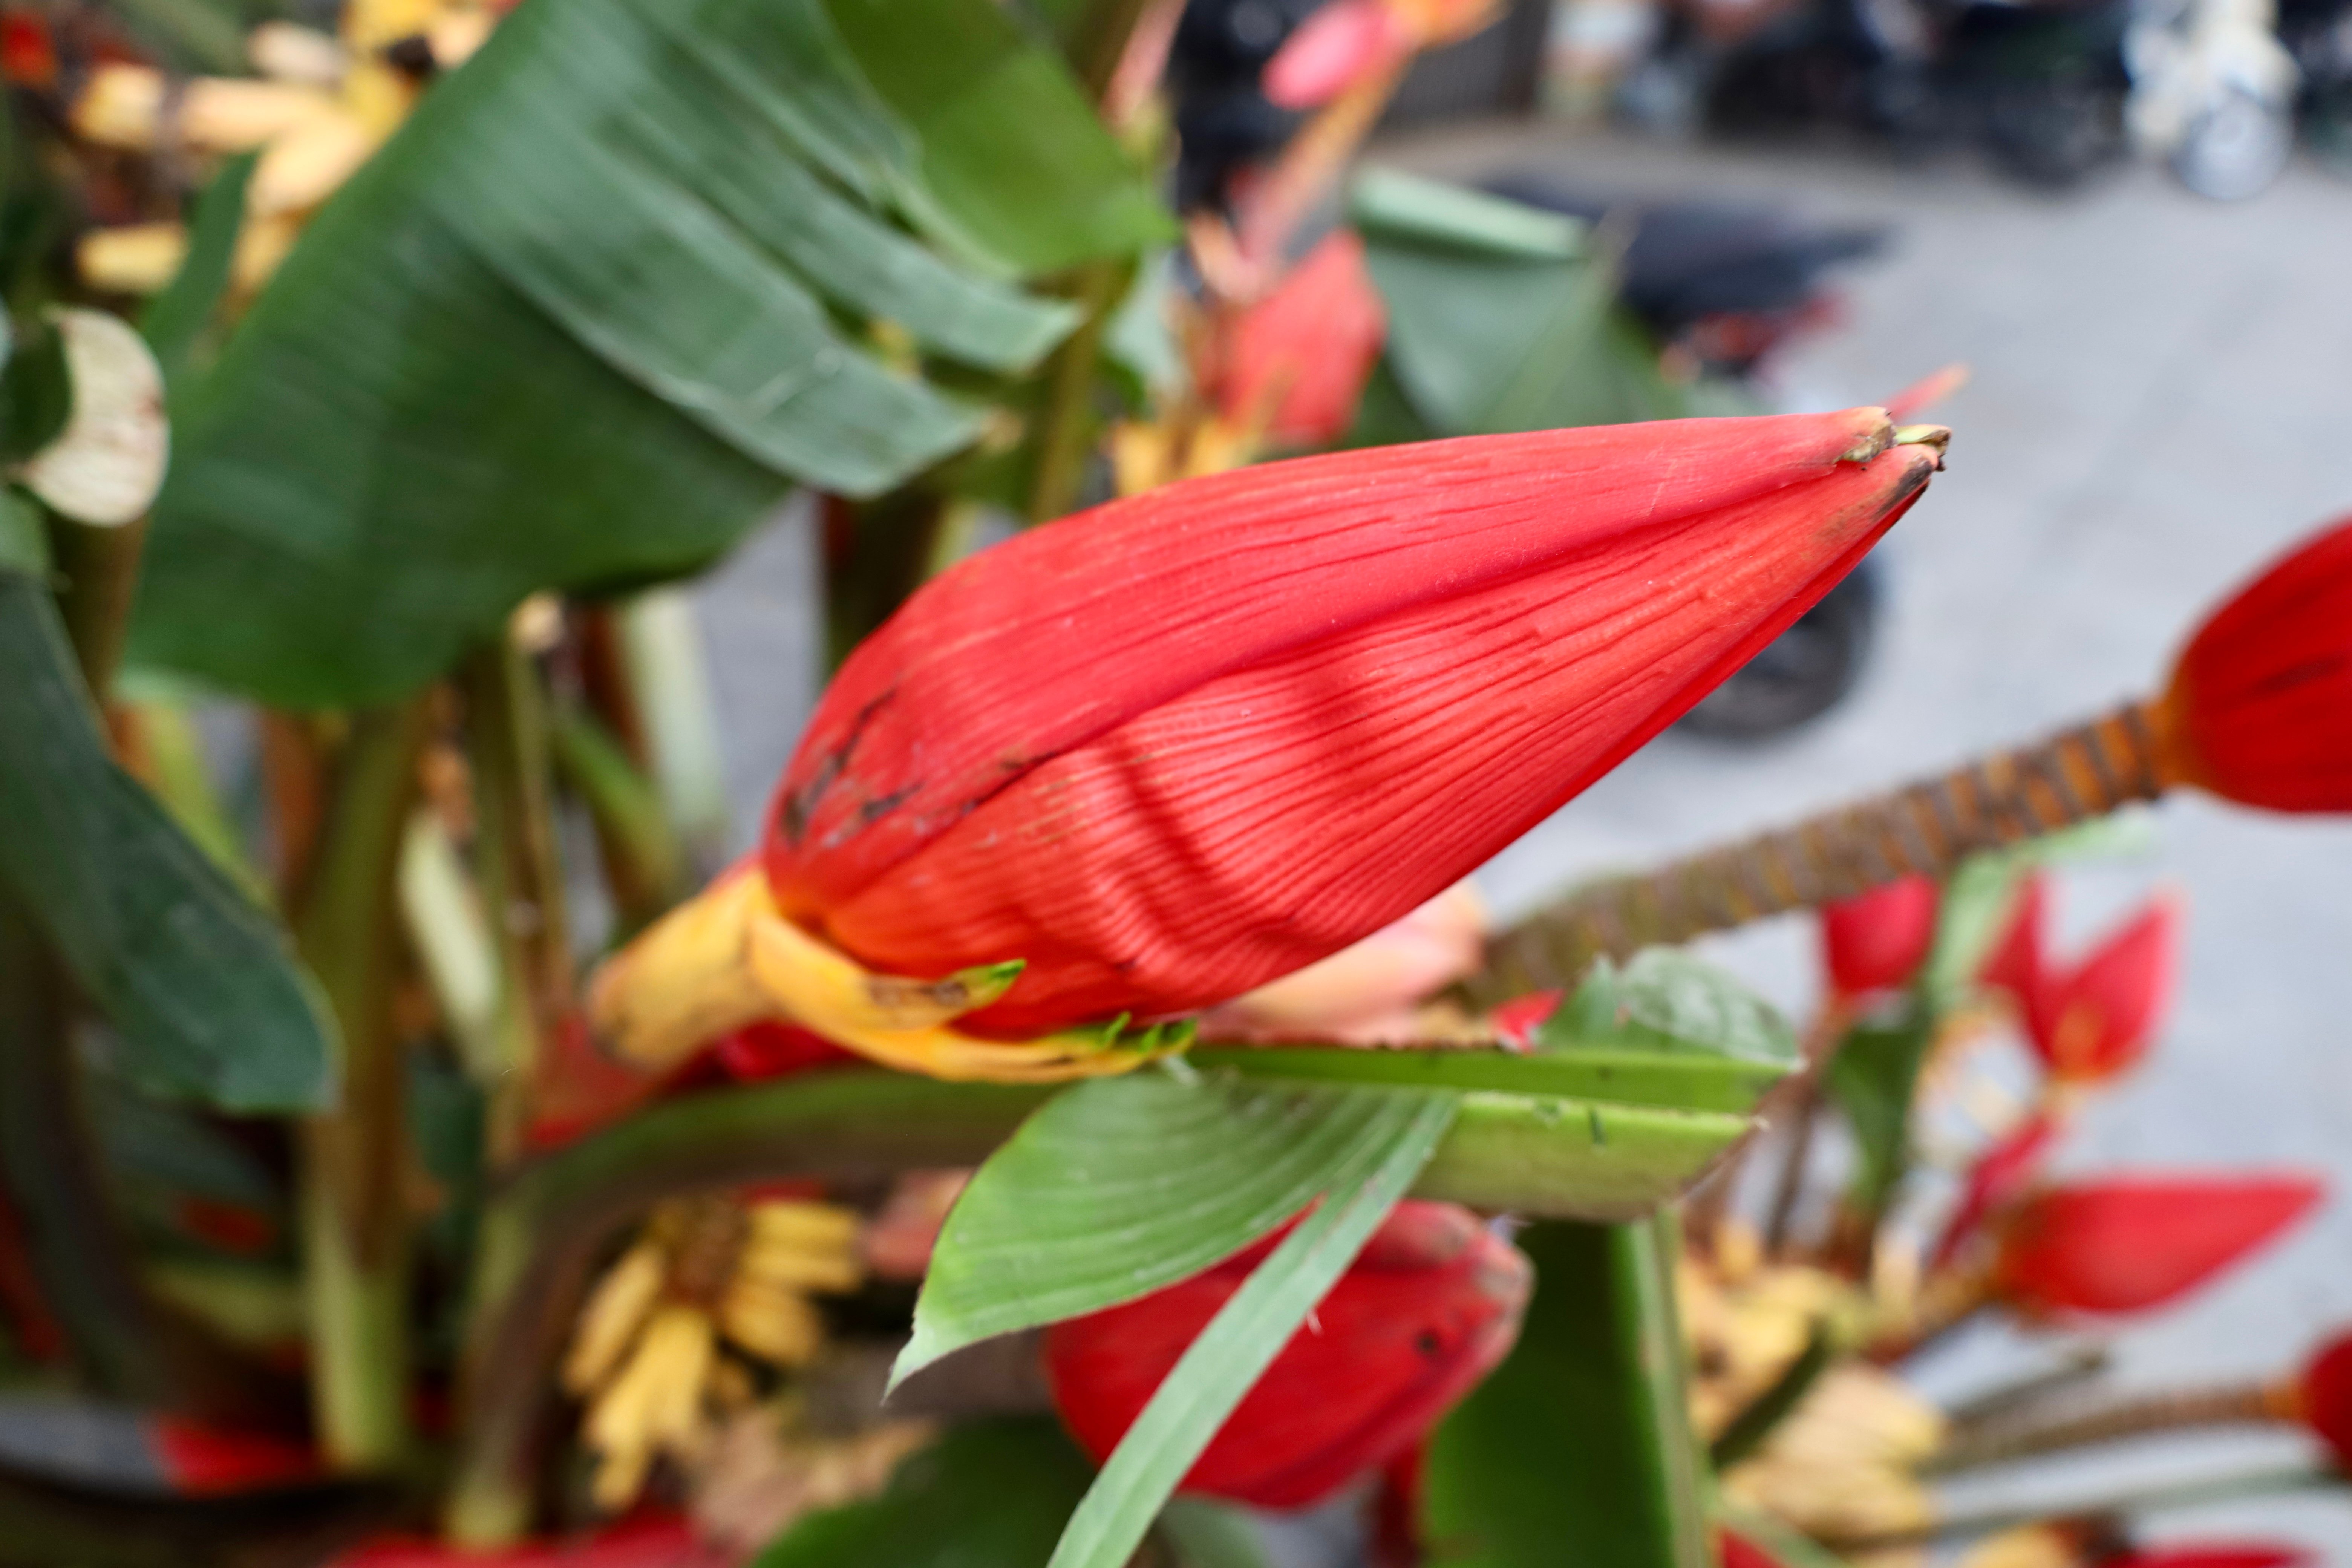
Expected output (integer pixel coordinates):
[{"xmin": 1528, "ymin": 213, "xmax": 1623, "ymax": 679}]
[
  {"xmin": 548, "ymin": 707, "xmax": 686, "ymax": 934},
  {"xmin": 296, "ymin": 700, "xmax": 431, "ymax": 1472},
  {"xmin": 441, "ymin": 1070, "xmax": 1728, "ymax": 1545},
  {"xmin": 1421, "ymin": 1216, "xmax": 1712, "ymax": 1568},
  {"xmin": 1026, "ymin": 263, "xmax": 1128, "ymax": 525},
  {"xmin": 48, "ymin": 516, "xmax": 149, "ymax": 701},
  {"xmin": 462, "ymin": 641, "xmax": 570, "ymax": 1165}
]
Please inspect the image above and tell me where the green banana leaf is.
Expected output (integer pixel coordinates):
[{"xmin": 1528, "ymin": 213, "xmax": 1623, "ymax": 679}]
[
  {"xmin": 0, "ymin": 570, "xmax": 334, "ymax": 1112},
  {"xmin": 130, "ymin": 0, "xmax": 1171, "ymax": 707}
]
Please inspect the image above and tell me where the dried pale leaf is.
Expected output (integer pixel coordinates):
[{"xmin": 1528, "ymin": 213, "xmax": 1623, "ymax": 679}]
[
  {"xmin": 181, "ymin": 78, "xmax": 340, "ymax": 151},
  {"xmin": 248, "ymin": 110, "xmax": 378, "ymax": 217},
  {"xmin": 78, "ymin": 224, "xmax": 188, "ymax": 295},
  {"xmin": 344, "ymin": 0, "xmax": 442, "ymax": 50},
  {"xmin": 18, "ymin": 309, "xmax": 168, "ymax": 527},
  {"xmin": 248, "ymin": 21, "xmax": 349, "ymax": 84},
  {"xmin": 74, "ymin": 64, "xmax": 165, "ymax": 150}
]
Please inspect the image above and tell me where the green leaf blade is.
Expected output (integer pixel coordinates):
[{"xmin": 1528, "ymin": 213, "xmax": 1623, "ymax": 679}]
[
  {"xmin": 0, "ymin": 575, "xmax": 334, "ymax": 1112},
  {"xmin": 899, "ymin": 1073, "xmax": 1439, "ymax": 1386},
  {"xmin": 1046, "ymin": 1090, "xmax": 1459, "ymax": 1568}
]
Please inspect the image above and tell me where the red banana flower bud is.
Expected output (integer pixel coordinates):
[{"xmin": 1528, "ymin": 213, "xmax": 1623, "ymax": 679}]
[
  {"xmin": 1214, "ymin": 230, "xmax": 1387, "ymax": 449},
  {"xmin": 2023, "ymin": 893, "xmax": 2181, "ymax": 1084},
  {"xmin": 1992, "ymin": 1174, "xmax": 2322, "ymax": 1318},
  {"xmin": 2161, "ymin": 514, "xmax": 2352, "ymax": 811},
  {"xmin": 1820, "ymin": 873, "xmax": 1939, "ymax": 1001},
  {"xmin": 2295, "ymin": 1328, "xmax": 2352, "ymax": 1471},
  {"xmin": 768, "ymin": 410, "xmax": 1944, "ymax": 1039},
  {"xmin": 1043, "ymin": 1201, "xmax": 1530, "ymax": 1509}
]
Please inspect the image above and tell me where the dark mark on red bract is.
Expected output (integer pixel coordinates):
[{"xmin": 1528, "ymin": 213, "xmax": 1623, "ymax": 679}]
[{"xmin": 778, "ymin": 687, "xmax": 897, "ymax": 847}]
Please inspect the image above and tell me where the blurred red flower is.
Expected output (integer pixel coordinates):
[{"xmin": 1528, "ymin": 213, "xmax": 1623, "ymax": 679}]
[
  {"xmin": 1214, "ymin": 230, "xmax": 1387, "ymax": 449},
  {"xmin": 2164, "ymin": 514, "xmax": 2352, "ymax": 812},
  {"xmin": 1981, "ymin": 879, "xmax": 2180, "ymax": 1085},
  {"xmin": 1044, "ymin": 1201, "xmax": 1530, "ymax": 1509},
  {"xmin": 1993, "ymin": 1174, "xmax": 2322, "ymax": 1318},
  {"xmin": 1821, "ymin": 873, "xmax": 1939, "ymax": 1001}
]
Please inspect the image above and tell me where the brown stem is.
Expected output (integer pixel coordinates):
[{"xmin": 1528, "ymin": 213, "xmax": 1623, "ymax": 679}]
[
  {"xmin": 1467, "ymin": 700, "xmax": 2175, "ymax": 1007},
  {"xmin": 1926, "ymin": 1380, "xmax": 2293, "ymax": 1474},
  {"xmin": 48, "ymin": 515, "xmax": 149, "ymax": 702}
]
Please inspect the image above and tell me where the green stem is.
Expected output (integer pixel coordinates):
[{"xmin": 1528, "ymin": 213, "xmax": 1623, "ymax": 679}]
[
  {"xmin": 462, "ymin": 641, "xmax": 570, "ymax": 1166},
  {"xmin": 440, "ymin": 1069, "xmax": 1726, "ymax": 1545},
  {"xmin": 548, "ymin": 707, "xmax": 686, "ymax": 934},
  {"xmin": 1026, "ymin": 264, "xmax": 1127, "ymax": 525},
  {"xmin": 1063, "ymin": 0, "xmax": 1155, "ymax": 98},
  {"xmin": 1421, "ymin": 1216, "xmax": 1711, "ymax": 1568},
  {"xmin": 295, "ymin": 700, "xmax": 431, "ymax": 1472}
]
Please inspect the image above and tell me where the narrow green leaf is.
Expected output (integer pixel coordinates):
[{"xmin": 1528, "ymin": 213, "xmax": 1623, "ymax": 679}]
[
  {"xmin": 822, "ymin": 0, "xmax": 1176, "ymax": 274},
  {"xmin": 0, "ymin": 573, "xmax": 334, "ymax": 1112},
  {"xmin": 1350, "ymin": 167, "xmax": 1585, "ymax": 260},
  {"xmin": 899, "ymin": 1073, "xmax": 1438, "ymax": 1386},
  {"xmin": 1047, "ymin": 1090, "xmax": 1459, "ymax": 1568},
  {"xmin": 1823, "ymin": 1008, "xmax": 1936, "ymax": 1214},
  {"xmin": 140, "ymin": 151, "xmax": 256, "ymax": 389},
  {"xmin": 1422, "ymin": 1217, "xmax": 1710, "ymax": 1568},
  {"xmin": 1415, "ymin": 1091, "xmax": 1749, "ymax": 1221},
  {"xmin": 1707, "ymin": 1318, "xmax": 1832, "ymax": 1470},
  {"xmin": 754, "ymin": 1417, "xmax": 1096, "ymax": 1568},
  {"xmin": 1193, "ymin": 1042, "xmax": 1785, "ymax": 1115}
]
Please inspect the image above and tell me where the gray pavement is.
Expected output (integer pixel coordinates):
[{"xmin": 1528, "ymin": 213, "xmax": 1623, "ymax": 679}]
[{"xmin": 693, "ymin": 128, "xmax": 2352, "ymax": 1556}]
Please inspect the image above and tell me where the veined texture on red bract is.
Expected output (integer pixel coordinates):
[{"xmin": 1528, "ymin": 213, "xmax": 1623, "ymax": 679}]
[
  {"xmin": 764, "ymin": 410, "xmax": 1941, "ymax": 1037},
  {"xmin": 2165, "ymin": 514, "xmax": 2352, "ymax": 812},
  {"xmin": 1043, "ymin": 1201, "xmax": 1530, "ymax": 1509},
  {"xmin": 1993, "ymin": 1174, "xmax": 2323, "ymax": 1318}
]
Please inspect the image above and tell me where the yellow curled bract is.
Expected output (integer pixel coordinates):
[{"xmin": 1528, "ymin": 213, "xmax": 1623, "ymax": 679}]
[{"xmin": 590, "ymin": 865, "xmax": 1188, "ymax": 1084}]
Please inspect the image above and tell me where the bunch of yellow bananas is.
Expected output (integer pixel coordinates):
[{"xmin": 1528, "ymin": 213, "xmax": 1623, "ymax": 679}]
[{"xmin": 562, "ymin": 1196, "xmax": 865, "ymax": 1510}]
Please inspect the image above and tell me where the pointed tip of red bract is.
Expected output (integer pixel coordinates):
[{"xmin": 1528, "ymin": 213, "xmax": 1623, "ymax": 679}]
[
  {"xmin": 1043, "ymin": 1201, "xmax": 1529, "ymax": 1510},
  {"xmin": 2029, "ymin": 891, "xmax": 2182, "ymax": 1084},
  {"xmin": 1995, "ymin": 1172, "xmax": 2324, "ymax": 1318},
  {"xmin": 769, "ymin": 410, "xmax": 1937, "ymax": 1037},
  {"xmin": 1980, "ymin": 871, "xmax": 2048, "ymax": 1003},
  {"xmin": 2168, "ymin": 514, "xmax": 2352, "ymax": 812},
  {"xmin": 1821, "ymin": 873, "xmax": 1939, "ymax": 1000}
]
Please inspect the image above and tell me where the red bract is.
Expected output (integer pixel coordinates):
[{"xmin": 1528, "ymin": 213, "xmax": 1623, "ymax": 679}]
[
  {"xmin": 332, "ymin": 1518, "xmax": 726, "ymax": 1568},
  {"xmin": 1930, "ymin": 1112, "xmax": 2061, "ymax": 1268},
  {"xmin": 2101, "ymin": 1548, "xmax": 2311, "ymax": 1568},
  {"xmin": 1993, "ymin": 1174, "xmax": 2322, "ymax": 1318},
  {"xmin": 2297, "ymin": 1329, "xmax": 2352, "ymax": 1469},
  {"xmin": 766, "ymin": 411, "xmax": 1941, "ymax": 1038},
  {"xmin": 2024, "ymin": 894, "xmax": 2180, "ymax": 1083},
  {"xmin": 1821, "ymin": 873, "xmax": 1939, "ymax": 1000},
  {"xmin": 1043, "ymin": 1201, "xmax": 1530, "ymax": 1509},
  {"xmin": 1721, "ymin": 1532, "xmax": 1790, "ymax": 1568},
  {"xmin": 2164, "ymin": 514, "xmax": 2352, "ymax": 811},
  {"xmin": 1980, "ymin": 872, "xmax": 2047, "ymax": 1004},
  {"xmin": 1215, "ymin": 231, "xmax": 1387, "ymax": 448}
]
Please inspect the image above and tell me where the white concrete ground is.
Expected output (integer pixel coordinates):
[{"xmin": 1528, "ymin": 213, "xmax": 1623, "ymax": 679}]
[{"xmin": 694, "ymin": 127, "xmax": 2352, "ymax": 1557}]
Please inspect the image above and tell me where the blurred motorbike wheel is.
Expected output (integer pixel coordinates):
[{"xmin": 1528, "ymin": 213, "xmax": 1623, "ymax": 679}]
[{"xmin": 2172, "ymin": 82, "xmax": 2298, "ymax": 196}]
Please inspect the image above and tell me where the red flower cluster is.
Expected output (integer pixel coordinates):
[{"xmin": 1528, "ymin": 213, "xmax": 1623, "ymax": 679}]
[
  {"xmin": 1983, "ymin": 875, "xmax": 2181, "ymax": 1085},
  {"xmin": 1213, "ymin": 231, "xmax": 1387, "ymax": 448},
  {"xmin": 1044, "ymin": 1201, "xmax": 1530, "ymax": 1508}
]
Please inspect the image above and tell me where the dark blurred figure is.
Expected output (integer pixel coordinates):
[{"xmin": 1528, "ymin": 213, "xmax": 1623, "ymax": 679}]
[
  {"xmin": 2281, "ymin": 0, "xmax": 2352, "ymax": 169},
  {"xmin": 1168, "ymin": 0, "xmax": 1326, "ymax": 211}
]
